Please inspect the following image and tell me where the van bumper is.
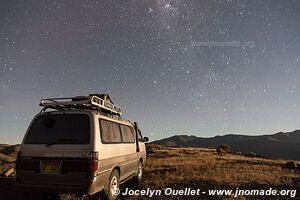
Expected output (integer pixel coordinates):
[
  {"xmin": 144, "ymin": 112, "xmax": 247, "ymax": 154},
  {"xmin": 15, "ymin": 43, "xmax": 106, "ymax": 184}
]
[{"xmin": 14, "ymin": 182, "xmax": 93, "ymax": 195}]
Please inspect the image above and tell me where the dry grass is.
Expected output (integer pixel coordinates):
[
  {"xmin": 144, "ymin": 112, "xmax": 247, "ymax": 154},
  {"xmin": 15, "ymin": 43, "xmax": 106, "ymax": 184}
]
[
  {"xmin": 143, "ymin": 147, "xmax": 300, "ymax": 188},
  {"xmin": 1, "ymin": 145, "xmax": 299, "ymax": 199},
  {"xmin": 0, "ymin": 153, "xmax": 15, "ymax": 174}
]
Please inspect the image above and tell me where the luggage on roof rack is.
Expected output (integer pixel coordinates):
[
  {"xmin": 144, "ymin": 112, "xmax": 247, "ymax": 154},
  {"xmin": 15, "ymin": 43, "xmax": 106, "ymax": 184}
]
[{"xmin": 39, "ymin": 94, "xmax": 122, "ymax": 115}]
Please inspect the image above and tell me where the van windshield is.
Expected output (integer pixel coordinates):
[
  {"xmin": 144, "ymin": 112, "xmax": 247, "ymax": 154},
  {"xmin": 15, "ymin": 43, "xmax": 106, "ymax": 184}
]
[{"xmin": 25, "ymin": 114, "xmax": 90, "ymax": 145}]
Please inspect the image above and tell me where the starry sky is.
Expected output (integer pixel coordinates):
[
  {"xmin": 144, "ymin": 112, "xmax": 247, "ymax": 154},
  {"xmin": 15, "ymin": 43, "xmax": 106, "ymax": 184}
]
[{"xmin": 1, "ymin": 0, "xmax": 300, "ymax": 144}]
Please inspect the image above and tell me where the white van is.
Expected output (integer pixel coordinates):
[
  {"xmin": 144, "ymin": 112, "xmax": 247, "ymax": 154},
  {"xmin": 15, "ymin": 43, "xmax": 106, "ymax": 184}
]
[{"xmin": 15, "ymin": 94, "xmax": 148, "ymax": 200}]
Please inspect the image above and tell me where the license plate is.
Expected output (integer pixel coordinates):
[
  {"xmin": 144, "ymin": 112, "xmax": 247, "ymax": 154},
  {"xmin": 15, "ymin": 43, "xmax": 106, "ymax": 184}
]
[{"xmin": 42, "ymin": 160, "xmax": 61, "ymax": 174}]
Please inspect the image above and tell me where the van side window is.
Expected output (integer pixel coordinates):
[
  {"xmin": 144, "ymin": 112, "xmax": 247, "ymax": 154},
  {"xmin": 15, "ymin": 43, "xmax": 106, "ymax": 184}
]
[
  {"xmin": 120, "ymin": 125, "xmax": 135, "ymax": 143},
  {"xmin": 99, "ymin": 119, "xmax": 122, "ymax": 143}
]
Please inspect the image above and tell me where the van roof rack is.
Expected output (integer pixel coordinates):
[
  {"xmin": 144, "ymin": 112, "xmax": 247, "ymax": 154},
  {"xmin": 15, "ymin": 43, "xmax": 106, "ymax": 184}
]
[{"xmin": 39, "ymin": 94, "xmax": 122, "ymax": 116}]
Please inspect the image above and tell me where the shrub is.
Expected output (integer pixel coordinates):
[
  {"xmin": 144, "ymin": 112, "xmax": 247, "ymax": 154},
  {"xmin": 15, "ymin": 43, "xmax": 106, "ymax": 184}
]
[
  {"xmin": 217, "ymin": 144, "xmax": 231, "ymax": 153},
  {"xmin": 146, "ymin": 144, "xmax": 160, "ymax": 154}
]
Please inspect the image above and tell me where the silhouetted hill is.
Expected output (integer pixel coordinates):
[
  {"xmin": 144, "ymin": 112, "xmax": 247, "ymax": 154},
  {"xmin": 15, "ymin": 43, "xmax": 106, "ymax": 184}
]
[
  {"xmin": 152, "ymin": 130, "xmax": 300, "ymax": 160},
  {"xmin": 0, "ymin": 144, "xmax": 20, "ymax": 159}
]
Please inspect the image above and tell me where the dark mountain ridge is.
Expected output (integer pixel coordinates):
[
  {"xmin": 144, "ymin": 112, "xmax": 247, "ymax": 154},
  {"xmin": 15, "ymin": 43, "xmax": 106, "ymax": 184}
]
[{"xmin": 151, "ymin": 130, "xmax": 300, "ymax": 160}]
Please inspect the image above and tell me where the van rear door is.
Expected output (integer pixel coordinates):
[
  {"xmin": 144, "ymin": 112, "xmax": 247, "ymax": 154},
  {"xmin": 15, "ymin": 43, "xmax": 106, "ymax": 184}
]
[{"xmin": 16, "ymin": 113, "xmax": 95, "ymax": 187}]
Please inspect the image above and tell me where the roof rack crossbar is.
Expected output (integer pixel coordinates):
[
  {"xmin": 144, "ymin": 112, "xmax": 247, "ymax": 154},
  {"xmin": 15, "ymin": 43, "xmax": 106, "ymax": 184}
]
[{"xmin": 39, "ymin": 95, "xmax": 122, "ymax": 115}]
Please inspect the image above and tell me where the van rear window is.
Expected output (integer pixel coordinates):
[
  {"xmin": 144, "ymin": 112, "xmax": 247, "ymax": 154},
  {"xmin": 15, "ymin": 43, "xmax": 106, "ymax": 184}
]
[{"xmin": 25, "ymin": 114, "xmax": 90, "ymax": 144}]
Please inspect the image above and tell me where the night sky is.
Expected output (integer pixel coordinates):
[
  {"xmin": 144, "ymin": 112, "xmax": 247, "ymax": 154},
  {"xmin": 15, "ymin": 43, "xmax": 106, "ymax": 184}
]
[{"xmin": 1, "ymin": 0, "xmax": 300, "ymax": 144}]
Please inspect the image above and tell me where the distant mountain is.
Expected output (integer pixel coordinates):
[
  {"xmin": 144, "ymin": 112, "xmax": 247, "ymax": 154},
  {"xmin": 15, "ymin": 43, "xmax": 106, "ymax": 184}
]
[
  {"xmin": 151, "ymin": 130, "xmax": 300, "ymax": 160},
  {"xmin": 0, "ymin": 144, "xmax": 20, "ymax": 159}
]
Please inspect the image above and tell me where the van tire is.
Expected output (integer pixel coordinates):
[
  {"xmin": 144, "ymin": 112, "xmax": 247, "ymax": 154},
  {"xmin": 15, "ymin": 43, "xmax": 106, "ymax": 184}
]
[
  {"xmin": 102, "ymin": 169, "xmax": 120, "ymax": 200},
  {"xmin": 133, "ymin": 161, "xmax": 143, "ymax": 184}
]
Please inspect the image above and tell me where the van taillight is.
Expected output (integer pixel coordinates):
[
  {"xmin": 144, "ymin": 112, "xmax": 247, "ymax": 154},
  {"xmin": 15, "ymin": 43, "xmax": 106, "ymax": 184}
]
[
  {"xmin": 88, "ymin": 152, "xmax": 99, "ymax": 173},
  {"xmin": 16, "ymin": 151, "xmax": 22, "ymax": 169}
]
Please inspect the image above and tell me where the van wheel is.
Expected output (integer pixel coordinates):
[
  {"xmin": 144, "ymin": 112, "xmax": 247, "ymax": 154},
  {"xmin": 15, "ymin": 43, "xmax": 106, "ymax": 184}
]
[
  {"xmin": 133, "ymin": 161, "xmax": 143, "ymax": 184},
  {"xmin": 102, "ymin": 169, "xmax": 120, "ymax": 200}
]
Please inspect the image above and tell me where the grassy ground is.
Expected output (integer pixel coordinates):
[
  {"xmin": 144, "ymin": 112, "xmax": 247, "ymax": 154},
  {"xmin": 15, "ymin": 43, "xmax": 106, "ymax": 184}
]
[
  {"xmin": 116, "ymin": 146, "xmax": 299, "ymax": 199},
  {"xmin": 0, "ymin": 145, "xmax": 299, "ymax": 199},
  {"xmin": 143, "ymin": 146, "xmax": 299, "ymax": 188}
]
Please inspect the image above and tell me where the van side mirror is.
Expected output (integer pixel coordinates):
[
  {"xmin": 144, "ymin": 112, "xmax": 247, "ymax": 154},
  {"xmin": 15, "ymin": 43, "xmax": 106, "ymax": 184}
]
[{"xmin": 143, "ymin": 137, "xmax": 149, "ymax": 142}]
